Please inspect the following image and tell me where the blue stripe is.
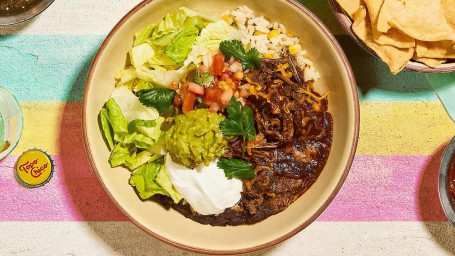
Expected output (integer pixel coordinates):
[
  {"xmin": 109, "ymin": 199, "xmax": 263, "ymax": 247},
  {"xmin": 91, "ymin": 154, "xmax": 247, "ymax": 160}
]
[
  {"xmin": 0, "ymin": 35, "xmax": 437, "ymax": 102},
  {"xmin": 0, "ymin": 35, "xmax": 103, "ymax": 102}
]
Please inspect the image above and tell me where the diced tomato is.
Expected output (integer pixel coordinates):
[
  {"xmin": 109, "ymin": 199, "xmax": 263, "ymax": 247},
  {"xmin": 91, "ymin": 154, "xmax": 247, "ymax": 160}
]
[
  {"xmin": 173, "ymin": 94, "xmax": 182, "ymax": 107},
  {"xmin": 220, "ymin": 71, "xmax": 232, "ymax": 81},
  {"xmin": 205, "ymin": 87, "xmax": 222, "ymax": 101},
  {"xmin": 208, "ymin": 102, "xmax": 220, "ymax": 113},
  {"xmin": 169, "ymin": 81, "xmax": 178, "ymax": 90},
  {"xmin": 187, "ymin": 82, "xmax": 205, "ymax": 95},
  {"xmin": 182, "ymin": 91, "xmax": 196, "ymax": 113},
  {"xmin": 220, "ymin": 87, "xmax": 234, "ymax": 106},
  {"xmin": 213, "ymin": 53, "xmax": 225, "ymax": 76}
]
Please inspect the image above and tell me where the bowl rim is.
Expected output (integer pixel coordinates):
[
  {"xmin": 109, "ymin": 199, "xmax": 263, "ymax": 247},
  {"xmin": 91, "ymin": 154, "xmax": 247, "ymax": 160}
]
[
  {"xmin": 82, "ymin": 0, "xmax": 360, "ymax": 254},
  {"xmin": 0, "ymin": 86, "xmax": 24, "ymax": 160},
  {"xmin": 327, "ymin": 0, "xmax": 455, "ymax": 74},
  {"xmin": 0, "ymin": 0, "xmax": 55, "ymax": 26},
  {"xmin": 439, "ymin": 136, "xmax": 455, "ymax": 227}
]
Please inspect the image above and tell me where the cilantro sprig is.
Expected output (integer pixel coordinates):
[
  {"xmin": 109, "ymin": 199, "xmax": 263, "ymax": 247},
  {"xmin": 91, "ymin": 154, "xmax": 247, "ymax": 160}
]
[
  {"xmin": 217, "ymin": 158, "xmax": 256, "ymax": 180},
  {"xmin": 219, "ymin": 40, "xmax": 261, "ymax": 70},
  {"xmin": 219, "ymin": 97, "xmax": 256, "ymax": 158}
]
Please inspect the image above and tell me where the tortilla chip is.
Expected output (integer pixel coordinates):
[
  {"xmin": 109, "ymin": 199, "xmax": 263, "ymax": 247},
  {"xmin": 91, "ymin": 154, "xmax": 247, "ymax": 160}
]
[
  {"xmin": 441, "ymin": 0, "xmax": 455, "ymax": 29},
  {"xmin": 416, "ymin": 40, "xmax": 455, "ymax": 59},
  {"xmin": 352, "ymin": 6, "xmax": 414, "ymax": 74},
  {"xmin": 364, "ymin": 0, "xmax": 415, "ymax": 48},
  {"xmin": 377, "ymin": 0, "xmax": 455, "ymax": 41},
  {"xmin": 413, "ymin": 54, "xmax": 446, "ymax": 68},
  {"xmin": 335, "ymin": 0, "xmax": 361, "ymax": 19}
]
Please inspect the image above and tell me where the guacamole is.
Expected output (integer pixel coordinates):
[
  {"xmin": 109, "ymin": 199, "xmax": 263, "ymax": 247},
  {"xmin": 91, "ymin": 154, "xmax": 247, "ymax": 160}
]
[{"xmin": 164, "ymin": 109, "xmax": 229, "ymax": 168}]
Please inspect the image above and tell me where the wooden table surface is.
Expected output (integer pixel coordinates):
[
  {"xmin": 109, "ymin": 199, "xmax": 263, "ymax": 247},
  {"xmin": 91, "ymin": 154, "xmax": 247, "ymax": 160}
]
[{"xmin": 1, "ymin": 0, "xmax": 455, "ymax": 255}]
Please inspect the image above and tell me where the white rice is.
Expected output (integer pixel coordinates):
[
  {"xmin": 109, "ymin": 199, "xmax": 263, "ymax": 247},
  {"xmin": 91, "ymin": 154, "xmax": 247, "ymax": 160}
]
[{"xmin": 227, "ymin": 6, "xmax": 320, "ymax": 82}]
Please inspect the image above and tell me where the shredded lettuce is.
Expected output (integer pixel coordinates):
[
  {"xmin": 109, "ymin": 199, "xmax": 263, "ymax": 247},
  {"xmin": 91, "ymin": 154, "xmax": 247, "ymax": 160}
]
[
  {"xmin": 130, "ymin": 159, "xmax": 183, "ymax": 203},
  {"xmin": 110, "ymin": 86, "xmax": 159, "ymax": 122},
  {"xmin": 136, "ymin": 66, "xmax": 186, "ymax": 88},
  {"xmin": 130, "ymin": 43, "xmax": 177, "ymax": 68},
  {"xmin": 99, "ymin": 108, "xmax": 114, "ymax": 150},
  {"xmin": 103, "ymin": 98, "xmax": 128, "ymax": 143},
  {"xmin": 184, "ymin": 20, "xmax": 241, "ymax": 66},
  {"xmin": 165, "ymin": 25, "xmax": 199, "ymax": 64},
  {"xmin": 150, "ymin": 9, "xmax": 188, "ymax": 42},
  {"xmin": 134, "ymin": 24, "xmax": 158, "ymax": 46},
  {"xmin": 115, "ymin": 67, "xmax": 138, "ymax": 87}
]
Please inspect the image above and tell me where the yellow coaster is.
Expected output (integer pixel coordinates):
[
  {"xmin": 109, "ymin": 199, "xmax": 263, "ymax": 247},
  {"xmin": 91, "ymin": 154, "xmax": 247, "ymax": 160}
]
[{"xmin": 15, "ymin": 149, "xmax": 54, "ymax": 188}]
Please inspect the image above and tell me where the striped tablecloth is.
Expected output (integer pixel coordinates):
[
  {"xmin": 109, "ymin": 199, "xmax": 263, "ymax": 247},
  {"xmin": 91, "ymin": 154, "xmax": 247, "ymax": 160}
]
[{"xmin": 1, "ymin": 0, "xmax": 455, "ymax": 255}]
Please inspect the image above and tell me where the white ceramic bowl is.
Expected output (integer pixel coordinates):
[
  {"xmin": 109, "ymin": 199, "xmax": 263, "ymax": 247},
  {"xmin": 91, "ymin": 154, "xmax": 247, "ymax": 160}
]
[{"xmin": 83, "ymin": 0, "xmax": 360, "ymax": 253}]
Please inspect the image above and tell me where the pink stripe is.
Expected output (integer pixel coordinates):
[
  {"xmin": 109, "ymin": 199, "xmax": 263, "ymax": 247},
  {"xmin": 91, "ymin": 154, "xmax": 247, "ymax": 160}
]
[
  {"xmin": 0, "ymin": 155, "xmax": 127, "ymax": 221},
  {"xmin": 0, "ymin": 153, "xmax": 447, "ymax": 222},
  {"xmin": 319, "ymin": 154, "xmax": 447, "ymax": 221}
]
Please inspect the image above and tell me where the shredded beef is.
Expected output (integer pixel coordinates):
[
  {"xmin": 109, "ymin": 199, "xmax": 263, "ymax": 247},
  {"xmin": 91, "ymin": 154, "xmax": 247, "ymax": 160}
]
[{"xmin": 159, "ymin": 56, "xmax": 333, "ymax": 226}]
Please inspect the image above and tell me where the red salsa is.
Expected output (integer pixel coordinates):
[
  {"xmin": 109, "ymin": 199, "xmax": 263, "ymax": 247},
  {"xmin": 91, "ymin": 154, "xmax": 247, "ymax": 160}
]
[
  {"xmin": 448, "ymin": 155, "xmax": 455, "ymax": 205},
  {"xmin": 0, "ymin": 0, "xmax": 40, "ymax": 15}
]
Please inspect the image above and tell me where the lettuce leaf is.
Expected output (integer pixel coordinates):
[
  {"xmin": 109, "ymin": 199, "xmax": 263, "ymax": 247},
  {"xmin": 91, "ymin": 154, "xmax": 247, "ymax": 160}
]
[
  {"xmin": 133, "ymin": 80, "xmax": 155, "ymax": 93},
  {"xmin": 115, "ymin": 67, "xmax": 137, "ymax": 87},
  {"xmin": 108, "ymin": 118, "xmax": 164, "ymax": 169},
  {"xmin": 99, "ymin": 108, "xmax": 114, "ymax": 150},
  {"xmin": 122, "ymin": 132, "xmax": 155, "ymax": 149},
  {"xmin": 136, "ymin": 65, "xmax": 186, "ymax": 88},
  {"xmin": 130, "ymin": 43, "xmax": 177, "ymax": 68},
  {"xmin": 183, "ymin": 16, "xmax": 210, "ymax": 30},
  {"xmin": 109, "ymin": 143, "xmax": 136, "ymax": 168},
  {"xmin": 134, "ymin": 24, "xmax": 158, "ymax": 46},
  {"xmin": 165, "ymin": 25, "xmax": 199, "ymax": 64},
  {"xmin": 184, "ymin": 20, "xmax": 241, "ymax": 66},
  {"xmin": 104, "ymin": 98, "xmax": 128, "ymax": 143},
  {"xmin": 130, "ymin": 159, "xmax": 183, "ymax": 203},
  {"xmin": 110, "ymin": 86, "xmax": 159, "ymax": 122},
  {"xmin": 150, "ymin": 9, "xmax": 187, "ymax": 42}
]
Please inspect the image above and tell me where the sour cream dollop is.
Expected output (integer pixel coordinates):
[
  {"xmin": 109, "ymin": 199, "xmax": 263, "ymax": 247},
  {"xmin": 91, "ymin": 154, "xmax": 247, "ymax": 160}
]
[{"xmin": 165, "ymin": 154, "xmax": 242, "ymax": 215}]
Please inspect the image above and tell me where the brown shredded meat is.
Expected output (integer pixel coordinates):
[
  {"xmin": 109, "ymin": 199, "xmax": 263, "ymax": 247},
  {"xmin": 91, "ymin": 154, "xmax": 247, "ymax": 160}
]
[{"xmin": 160, "ymin": 55, "xmax": 333, "ymax": 226}]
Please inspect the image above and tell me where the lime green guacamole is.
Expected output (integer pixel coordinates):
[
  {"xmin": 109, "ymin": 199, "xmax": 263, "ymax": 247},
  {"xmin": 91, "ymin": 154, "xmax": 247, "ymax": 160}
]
[{"xmin": 164, "ymin": 109, "xmax": 229, "ymax": 168}]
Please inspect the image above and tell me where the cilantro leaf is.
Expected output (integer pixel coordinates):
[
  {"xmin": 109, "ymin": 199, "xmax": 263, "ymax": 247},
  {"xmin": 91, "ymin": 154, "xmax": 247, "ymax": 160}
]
[
  {"xmin": 138, "ymin": 88, "xmax": 176, "ymax": 113},
  {"xmin": 219, "ymin": 97, "xmax": 256, "ymax": 157},
  {"xmin": 244, "ymin": 48, "xmax": 261, "ymax": 70},
  {"xmin": 219, "ymin": 40, "xmax": 261, "ymax": 70},
  {"xmin": 217, "ymin": 158, "xmax": 256, "ymax": 180},
  {"xmin": 194, "ymin": 72, "xmax": 214, "ymax": 87}
]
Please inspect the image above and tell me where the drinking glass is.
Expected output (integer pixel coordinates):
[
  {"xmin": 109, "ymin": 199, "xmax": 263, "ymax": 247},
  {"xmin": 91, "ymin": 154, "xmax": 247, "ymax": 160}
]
[
  {"xmin": 427, "ymin": 73, "xmax": 455, "ymax": 123},
  {"xmin": 0, "ymin": 86, "xmax": 23, "ymax": 160}
]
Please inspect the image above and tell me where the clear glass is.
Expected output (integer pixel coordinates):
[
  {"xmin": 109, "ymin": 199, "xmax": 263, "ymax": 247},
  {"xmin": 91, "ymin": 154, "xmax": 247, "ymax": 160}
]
[
  {"xmin": 426, "ymin": 73, "xmax": 455, "ymax": 123},
  {"xmin": 0, "ymin": 86, "xmax": 23, "ymax": 160}
]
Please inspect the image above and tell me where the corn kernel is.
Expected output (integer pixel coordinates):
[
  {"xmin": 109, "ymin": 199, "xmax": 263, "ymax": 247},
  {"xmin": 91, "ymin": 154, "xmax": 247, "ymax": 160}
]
[
  {"xmin": 263, "ymin": 53, "xmax": 274, "ymax": 59},
  {"xmin": 268, "ymin": 30, "xmax": 279, "ymax": 39},
  {"xmin": 312, "ymin": 102, "xmax": 321, "ymax": 112},
  {"xmin": 221, "ymin": 14, "xmax": 233, "ymax": 25},
  {"xmin": 254, "ymin": 30, "xmax": 265, "ymax": 35},
  {"xmin": 234, "ymin": 91, "xmax": 240, "ymax": 98},
  {"xmin": 289, "ymin": 44, "xmax": 302, "ymax": 55}
]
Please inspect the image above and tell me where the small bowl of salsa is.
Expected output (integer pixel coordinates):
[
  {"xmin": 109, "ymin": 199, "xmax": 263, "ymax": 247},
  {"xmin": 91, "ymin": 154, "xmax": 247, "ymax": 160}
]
[
  {"xmin": 0, "ymin": 0, "xmax": 54, "ymax": 25},
  {"xmin": 439, "ymin": 136, "xmax": 455, "ymax": 226}
]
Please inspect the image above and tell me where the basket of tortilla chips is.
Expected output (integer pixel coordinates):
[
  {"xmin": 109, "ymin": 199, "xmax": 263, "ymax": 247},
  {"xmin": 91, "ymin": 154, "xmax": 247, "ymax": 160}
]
[{"xmin": 329, "ymin": 0, "xmax": 455, "ymax": 74}]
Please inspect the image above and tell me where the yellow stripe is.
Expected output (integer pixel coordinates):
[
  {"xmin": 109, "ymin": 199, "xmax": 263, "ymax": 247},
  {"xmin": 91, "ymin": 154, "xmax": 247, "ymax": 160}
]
[
  {"xmin": 11, "ymin": 102, "xmax": 84, "ymax": 157},
  {"xmin": 9, "ymin": 102, "xmax": 455, "ymax": 156},
  {"xmin": 359, "ymin": 102, "xmax": 455, "ymax": 155}
]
